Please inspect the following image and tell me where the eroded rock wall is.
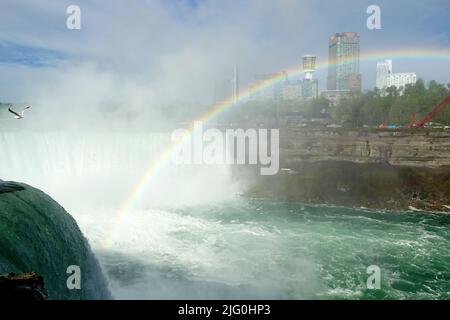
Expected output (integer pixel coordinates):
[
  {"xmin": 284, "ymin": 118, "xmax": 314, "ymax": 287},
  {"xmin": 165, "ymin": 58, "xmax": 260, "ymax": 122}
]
[{"xmin": 280, "ymin": 129, "xmax": 450, "ymax": 168}]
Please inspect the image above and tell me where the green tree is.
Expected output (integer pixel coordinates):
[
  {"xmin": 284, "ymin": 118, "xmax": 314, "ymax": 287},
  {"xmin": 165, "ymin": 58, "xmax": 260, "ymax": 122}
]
[{"xmin": 331, "ymin": 79, "xmax": 450, "ymax": 127}]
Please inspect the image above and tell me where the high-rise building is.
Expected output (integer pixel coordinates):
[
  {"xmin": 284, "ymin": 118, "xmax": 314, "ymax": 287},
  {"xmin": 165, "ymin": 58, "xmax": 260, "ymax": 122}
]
[
  {"xmin": 376, "ymin": 60, "xmax": 393, "ymax": 89},
  {"xmin": 376, "ymin": 60, "xmax": 416, "ymax": 94},
  {"xmin": 302, "ymin": 55, "xmax": 316, "ymax": 80},
  {"xmin": 301, "ymin": 55, "xmax": 319, "ymax": 99},
  {"xmin": 327, "ymin": 32, "xmax": 361, "ymax": 92}
]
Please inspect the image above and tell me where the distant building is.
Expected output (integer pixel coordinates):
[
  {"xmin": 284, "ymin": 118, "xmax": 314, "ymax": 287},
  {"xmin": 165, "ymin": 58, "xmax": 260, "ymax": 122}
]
[
  {"xmin": 251, "ymin": 71, "xmax": 288, "ymax": 101},
  {"xmin": 250, "ymin": 55, "xmax": 320, "ymax": 102},
  {"xmin": 376, "ymin": 59, "xmax": 393, "ymax": 89},
  {"xmin": 302, "ymin": 55, "xmax": 316, "ymax": 81},
  {"xmin": 301, "ymin": 79, "xmax": 318, "ymax": 99},
  {"xmin": 278, "ymin": 54, "xmax": 319, "ymax": 101},
  {"xmin": 301, "ymin": 55, "xmax": 319, "ymax": 99},
  {"xmin": 376, "ymin": 60, "xmax": 416, "ymax": 94},
  {"xmin": 327, "ymin": 32, "xmax": 362, "ymax": 92},
  {"xmin": 282, "ymin": 81, "xmax": 303, "ymax": 100},
  {"xmin": 387, "ymin": 73, "xmax": 417, "ymax": 90},
  {"xmin": 280, "ymin": 79, "xmax": 318, "ymax": 101}
]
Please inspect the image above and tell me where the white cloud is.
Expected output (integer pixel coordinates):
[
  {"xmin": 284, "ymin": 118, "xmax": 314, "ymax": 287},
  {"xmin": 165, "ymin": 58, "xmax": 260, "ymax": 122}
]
[{"xmin": 0, "ymin": 0, "xmax": 449, "ymax": 115}]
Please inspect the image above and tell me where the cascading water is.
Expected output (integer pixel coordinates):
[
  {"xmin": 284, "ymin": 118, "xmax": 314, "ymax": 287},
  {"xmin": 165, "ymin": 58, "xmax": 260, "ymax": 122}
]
[
  {"xmin": 1, "ymin": 130, "xmax": 449, "ymax": 300},
  {"xmin": 0, "ymin": 180, "xmax": 111, "ymax": 299}
]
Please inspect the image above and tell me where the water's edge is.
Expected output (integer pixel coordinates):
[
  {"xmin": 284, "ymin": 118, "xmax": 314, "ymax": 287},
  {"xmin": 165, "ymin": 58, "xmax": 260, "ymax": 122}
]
[{"xmin": 233, "ymin": 161, "xmax": 450, "ymax": 213}]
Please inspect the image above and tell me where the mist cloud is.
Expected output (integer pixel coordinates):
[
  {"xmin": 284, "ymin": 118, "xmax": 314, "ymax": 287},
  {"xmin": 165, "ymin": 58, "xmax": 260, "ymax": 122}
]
[{"xmin": 0, "ymin": 0, "xmax": 449, "ymax": 122}]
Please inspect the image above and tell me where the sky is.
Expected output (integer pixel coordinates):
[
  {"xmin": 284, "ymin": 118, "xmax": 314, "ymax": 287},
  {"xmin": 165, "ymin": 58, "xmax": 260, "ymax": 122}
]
[{"xmin": 0, "ymin": 0, "xmax": 449, "ymax": 108}]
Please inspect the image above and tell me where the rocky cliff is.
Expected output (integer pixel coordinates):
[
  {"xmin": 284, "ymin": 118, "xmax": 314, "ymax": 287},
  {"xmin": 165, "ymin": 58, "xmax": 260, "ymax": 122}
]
[
  {"xmin": 279, "ymin": 128, "xmax": 450, "ymax": 168},
  {"xmin": 0, "ymin": 272, "xmax": 48, "ymax": 300},
  {"xmin": 237, "ymin": 128, "xmax": 450, "ymax": 211}
]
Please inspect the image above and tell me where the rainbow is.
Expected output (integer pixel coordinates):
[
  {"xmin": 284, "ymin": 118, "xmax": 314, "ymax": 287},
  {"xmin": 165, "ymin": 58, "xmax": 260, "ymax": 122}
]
[{"xmin": 103, "ymin": 46, "xmax": 450, "ymax": 248}]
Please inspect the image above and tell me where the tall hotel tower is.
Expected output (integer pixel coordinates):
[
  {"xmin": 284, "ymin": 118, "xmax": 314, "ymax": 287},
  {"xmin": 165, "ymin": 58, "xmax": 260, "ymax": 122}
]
[{"xmin": 327, "ymin": 32, "xmax": 362, "ymax": 92}]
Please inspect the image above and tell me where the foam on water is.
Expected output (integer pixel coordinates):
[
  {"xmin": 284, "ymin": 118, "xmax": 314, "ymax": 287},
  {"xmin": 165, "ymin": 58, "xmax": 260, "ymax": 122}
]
[
  {"xmin": 73, "ymin": 199, "xmax": 450, "ymax": 300},
  {"xmin": 1, "ymin": 131, "xmax": 449, "ymax": 299}
]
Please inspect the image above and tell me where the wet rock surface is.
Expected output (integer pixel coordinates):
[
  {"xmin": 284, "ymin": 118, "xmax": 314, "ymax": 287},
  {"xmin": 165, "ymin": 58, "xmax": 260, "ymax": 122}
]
[
  {"xmin": 235, "ymin": 128, "xmax": 450, "ymax": 212},
  {"xmin": 0, "ymin": 272, "xmax": 48, "ymax": 300},
  {"xmin": 279, "ymin": 128, "xmax": 450, "ymax": 168}
]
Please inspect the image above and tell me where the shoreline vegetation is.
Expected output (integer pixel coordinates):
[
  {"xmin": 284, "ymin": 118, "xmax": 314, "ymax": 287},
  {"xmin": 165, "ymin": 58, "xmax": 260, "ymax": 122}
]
[{"xmin": 222, "ymin": 79, "xmax": 450, "ymax": 128}]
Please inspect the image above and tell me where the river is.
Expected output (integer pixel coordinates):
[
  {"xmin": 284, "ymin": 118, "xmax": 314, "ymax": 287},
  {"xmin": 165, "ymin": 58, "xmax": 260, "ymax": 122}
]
[{"xmin": 1, "ymin": 131, "xmax": 449, "ymax": 299}]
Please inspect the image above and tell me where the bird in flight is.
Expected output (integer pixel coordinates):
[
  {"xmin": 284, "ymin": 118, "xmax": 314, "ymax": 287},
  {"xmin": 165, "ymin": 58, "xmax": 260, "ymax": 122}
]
[{"xmin": 8, "ymin": 106, "xmax": 31, "ymax": 119}]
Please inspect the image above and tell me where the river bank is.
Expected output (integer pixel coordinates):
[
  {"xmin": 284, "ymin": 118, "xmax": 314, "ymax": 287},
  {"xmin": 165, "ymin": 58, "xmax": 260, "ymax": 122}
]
[{"xmin": 233, "ymin": 128, "xmax": 450, "ymax": 212}]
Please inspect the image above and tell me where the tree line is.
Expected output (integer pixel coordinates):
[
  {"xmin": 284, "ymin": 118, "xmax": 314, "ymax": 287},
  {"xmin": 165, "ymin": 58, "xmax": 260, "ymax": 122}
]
[
  {"xmin": 227, "ymin": 79, "xmax": 450, "ymax": 127},
  {"xmin": 331, "ymin": 79, "xmax": 450, "ymax": 127}
]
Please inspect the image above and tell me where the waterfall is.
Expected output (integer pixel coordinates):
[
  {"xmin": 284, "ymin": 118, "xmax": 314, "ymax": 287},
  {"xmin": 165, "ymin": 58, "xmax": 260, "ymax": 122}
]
[{"xmin": 0, "ymin": 130, "xmax": 239, "ymax": 209}]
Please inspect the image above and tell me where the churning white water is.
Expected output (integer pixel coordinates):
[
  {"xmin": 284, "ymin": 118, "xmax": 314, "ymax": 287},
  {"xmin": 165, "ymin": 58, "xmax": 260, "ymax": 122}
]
[
  {"xmin": 2, "ymin": 131, "xmax": 449, "ymax": 300},
  {"xmin": 0, "ymin": 131, "xmax": 238, "ymax": 207},
  {"xmin": 0, "ymin": 131, "xmax": 265, "ymax": 298}
]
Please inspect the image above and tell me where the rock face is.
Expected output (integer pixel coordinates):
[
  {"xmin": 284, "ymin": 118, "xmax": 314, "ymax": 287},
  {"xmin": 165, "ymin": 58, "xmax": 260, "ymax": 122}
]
[
  {"xmin": 0, "ymin": 272, "xmax": 48, "ymax": 300},
  {"xmin": 236, "ymin": 128, "xmax": 450, "ymax": 211},
  {"xmin": 279, "ymin": 128, "xmax": 450, "ymax": 168},
  {"xmin": 0, "ymin": 181, "xmax": 111, "ymax": 299}
]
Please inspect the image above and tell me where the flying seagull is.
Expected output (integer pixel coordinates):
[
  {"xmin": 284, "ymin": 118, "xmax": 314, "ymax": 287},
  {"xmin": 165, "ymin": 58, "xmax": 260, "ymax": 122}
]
[{"xmin": 8, "ymin": 106, "xmax": 31, "ymax": 120}]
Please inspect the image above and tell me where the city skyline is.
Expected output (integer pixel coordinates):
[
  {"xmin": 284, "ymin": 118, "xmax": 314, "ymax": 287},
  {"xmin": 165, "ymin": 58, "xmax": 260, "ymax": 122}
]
[
  {"xmin": 221, "ymin": 31, "xmax": 424, "ymax": 104},
  {"xmin": 0, "ymin": 0, "xmax": 449, "ymax": 106}
]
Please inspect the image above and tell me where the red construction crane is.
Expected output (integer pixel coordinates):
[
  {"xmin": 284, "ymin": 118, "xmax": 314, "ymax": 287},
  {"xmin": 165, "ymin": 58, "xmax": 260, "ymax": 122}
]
[{"xmin": 408, "ymin": 95, "xmax": 450, "ymax": 128}]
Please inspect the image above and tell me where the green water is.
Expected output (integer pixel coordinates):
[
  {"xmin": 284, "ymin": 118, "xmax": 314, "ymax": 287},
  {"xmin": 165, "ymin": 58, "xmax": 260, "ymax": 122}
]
[
  {"xmin": 0, "ymin": 182, "xmax": 111, "ymax": 299},
  {"xmin": 99, "ymin": 199, "xmax": 450, "ymax": 300},
  {"xmin": 1, "ymin": 131, "xmax": 448, "ymax": 299}
]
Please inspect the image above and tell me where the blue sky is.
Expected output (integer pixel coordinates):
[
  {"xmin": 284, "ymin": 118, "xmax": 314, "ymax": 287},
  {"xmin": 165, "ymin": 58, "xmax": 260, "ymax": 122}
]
[
  {"xmin": 0, "ymin": 41, "xmax": 65, "ymax": 67},
  {"xmin": 0, "ymin": 0, "xmax": 449, "ymax": 102}
]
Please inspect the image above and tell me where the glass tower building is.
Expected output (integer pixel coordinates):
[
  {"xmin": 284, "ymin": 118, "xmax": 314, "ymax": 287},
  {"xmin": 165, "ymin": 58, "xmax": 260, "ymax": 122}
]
[{"xmin": 327, "ymin": 32, "xmax": 362, "ymax": 92}]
